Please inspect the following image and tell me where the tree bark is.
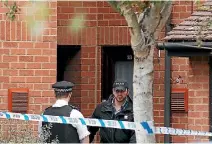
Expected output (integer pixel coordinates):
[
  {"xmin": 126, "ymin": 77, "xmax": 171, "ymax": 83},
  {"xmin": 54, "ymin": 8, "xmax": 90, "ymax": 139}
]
[
  {"xmin": 109, "ymin": 1, "xmax": 172, "ymax": 143},
  {"xmin": 133, "ymin": 45, "xmax": 155, "ymax": 143},
  {"xmin": 132, "ymin": 3, "xmax": 173, "ymax": 143}
]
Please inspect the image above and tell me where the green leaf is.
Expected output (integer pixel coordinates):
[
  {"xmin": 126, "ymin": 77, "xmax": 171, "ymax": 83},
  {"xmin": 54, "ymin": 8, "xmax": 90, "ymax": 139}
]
[
  {"xmin": 12, "ymin": 3, "xmax": 17, "ymax": 11},
  {"xmin": 11, "ymin": 14, "xmax": 15, "ymax": 21}
]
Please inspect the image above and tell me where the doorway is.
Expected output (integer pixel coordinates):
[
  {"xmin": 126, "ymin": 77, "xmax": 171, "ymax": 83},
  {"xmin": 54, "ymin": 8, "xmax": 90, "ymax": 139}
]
[
  {"xmin": 57, "ymin": 45, "xmax": 80, "ymax": 81},
  {"xmin": 101, "ymin": 46, "xmax": 134, "ymax": 101},
  {"xmin": 57, "ymin": 45, "xmax": 81, "ymax": 108}
]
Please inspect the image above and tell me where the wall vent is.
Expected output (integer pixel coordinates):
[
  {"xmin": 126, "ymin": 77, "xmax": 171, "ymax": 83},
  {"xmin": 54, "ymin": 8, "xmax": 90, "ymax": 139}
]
[
  {"xmin": 8, "ymin": 88, "xmax": 29, "ymax": 113},
  {"xmin": 171, "ymin": 88, "xmax": 188, "ymax": 112}
]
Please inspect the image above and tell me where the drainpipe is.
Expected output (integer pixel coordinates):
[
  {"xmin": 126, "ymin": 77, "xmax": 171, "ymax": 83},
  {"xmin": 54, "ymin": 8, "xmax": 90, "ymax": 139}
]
[
  {"xmin": 164, "ymin": 15, "xmax": 172, "ymax": 143},
  {"xmin": 164, "ymin": 49, "xmax": 171, "ymax": 143}
]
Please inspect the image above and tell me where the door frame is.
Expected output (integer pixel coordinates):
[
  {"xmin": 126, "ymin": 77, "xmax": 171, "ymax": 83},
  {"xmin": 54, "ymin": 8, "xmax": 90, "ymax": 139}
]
[{"xmin": 101, "ymin": 46, "xmax": 133, "ymax": 101}]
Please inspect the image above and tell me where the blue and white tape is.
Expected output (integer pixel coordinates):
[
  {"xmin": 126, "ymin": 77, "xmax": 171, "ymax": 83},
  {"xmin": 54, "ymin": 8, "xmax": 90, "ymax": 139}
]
[{"xmin": 0, "ymin": 111, "xmax": 212, "ymax": 137}]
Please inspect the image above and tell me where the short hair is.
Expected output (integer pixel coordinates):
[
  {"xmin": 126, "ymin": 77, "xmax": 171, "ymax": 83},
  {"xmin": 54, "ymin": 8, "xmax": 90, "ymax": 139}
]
[{"xmin": 54, "ymin": 91, "xmax": 71, "ymax": 98}]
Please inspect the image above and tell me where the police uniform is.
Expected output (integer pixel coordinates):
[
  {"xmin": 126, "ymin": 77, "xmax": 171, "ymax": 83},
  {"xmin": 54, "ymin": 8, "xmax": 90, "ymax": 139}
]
[{"xmin": 38, "ymin": 81, "xmax": 90, "ymax": 143}]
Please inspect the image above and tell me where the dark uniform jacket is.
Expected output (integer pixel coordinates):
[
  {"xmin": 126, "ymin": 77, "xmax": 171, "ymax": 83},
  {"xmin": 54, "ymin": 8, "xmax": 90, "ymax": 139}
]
[
  {"xmin": 88, "ymin": 95, "xmax": 136, "ymax": 143},
  {"xmin": 42, "ymin": 105, "xmax": 80, "ymax": 143}
]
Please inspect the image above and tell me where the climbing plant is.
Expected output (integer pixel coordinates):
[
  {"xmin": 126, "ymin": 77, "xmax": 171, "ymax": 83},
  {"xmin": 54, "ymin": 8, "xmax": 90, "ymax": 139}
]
[{"xmin": 1, "ymin": 0, "xmax": 19, "ymax": 21}]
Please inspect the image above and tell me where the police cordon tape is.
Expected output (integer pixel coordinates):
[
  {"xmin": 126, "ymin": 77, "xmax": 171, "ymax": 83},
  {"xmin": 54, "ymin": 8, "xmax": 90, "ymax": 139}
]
[{"xmin": 0, "ymin": 111, "xmax": 212, "ymax": 137}]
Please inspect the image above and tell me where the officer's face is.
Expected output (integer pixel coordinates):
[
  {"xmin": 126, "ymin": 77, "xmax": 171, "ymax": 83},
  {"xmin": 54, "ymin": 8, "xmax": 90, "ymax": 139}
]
[{"xmin": 113, "ymin": 88, "xmax": 129, "ymax": 102}]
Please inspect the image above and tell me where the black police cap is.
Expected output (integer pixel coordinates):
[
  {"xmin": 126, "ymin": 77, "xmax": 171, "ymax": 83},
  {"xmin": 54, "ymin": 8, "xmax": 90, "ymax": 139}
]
[{"xmin": 52, "ymin": 81, "xmax": 74, "ymax": 92}]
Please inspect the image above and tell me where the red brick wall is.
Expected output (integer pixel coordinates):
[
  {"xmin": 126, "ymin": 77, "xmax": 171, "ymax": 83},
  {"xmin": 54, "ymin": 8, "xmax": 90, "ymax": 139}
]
[
  {"xmin": 57, "ymin": 1, "xmax": 210, "ymax": 143},
  {"xmin": 172, "ymin": 0, "xmax": 206, "ymax": 25},
  {"xmin": 153, "ymin": 0, "xmax": 193, "ymax": 140},
  {"xmin": 0, "ymin": 1, "xmax": 210, "ymax": 142},
  {"xmin": 0, "ymin": 1, "xmax": 57, "ymax": 131},
  {"xmin": 172, "ymin": 1, "xmax": 209, "ymax": 143},
  {"xmin": 154, "ymin": 1, "xmax": 210, "ymax": 143},
  {"xmin": 57, "ymin": 1, "xmax": 130, "ymax": 117},
  {"xmin": 153, "ymin": 49, "xmax": 165, "ymax": 142},
  {"xmin": 187, "ymin": 57, "xmax": 209, "ymax": 142},
  {"xmin": 172, "ymin": 1, "xmax": 194, "ymax": 25},
  {"xmin": 58, "ymin": 1, "xmax": 96, "ymax": 116},
  {"xmin": 170, "ymin": 57, "xmax": 189, "ymax": 143}
]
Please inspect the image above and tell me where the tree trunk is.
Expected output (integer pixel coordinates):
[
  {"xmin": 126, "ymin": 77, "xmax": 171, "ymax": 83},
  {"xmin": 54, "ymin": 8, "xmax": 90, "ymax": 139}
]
[
  {"xmin": 108, "ymin": 1, "xmax": 172, "ymax": 143},
  {"xmin": 133, "ymin": 45, "xmax": 155, "ymax": 143}
]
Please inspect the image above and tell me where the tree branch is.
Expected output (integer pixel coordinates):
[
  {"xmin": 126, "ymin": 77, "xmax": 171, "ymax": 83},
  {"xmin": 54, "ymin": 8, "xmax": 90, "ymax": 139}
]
[
  {"xmin": 139, "ymin": 1, "xmax": 173, "ymax": 40},
  {"xmin": 108, "ymin": 1, "xmax": 172, "ymax": 57},
  {"xmin": 153, "ymin": 1, "xmax": 173, "ymax": 38},
  {"xmin": 118, "ymin": 2, "xmax": 145, "ymax": 52}
]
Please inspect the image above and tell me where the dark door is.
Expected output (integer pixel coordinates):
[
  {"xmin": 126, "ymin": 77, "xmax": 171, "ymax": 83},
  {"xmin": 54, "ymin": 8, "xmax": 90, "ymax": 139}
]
[
  {"xmin": 102, "ymin": 46, "xmax": 133, "ymax": 101},
  {"xmin": 115, "ymin": 61, "xmax": 133, "ymax": 98},
  {"xmin": 57, "ymin": 45, "xmax": 80, "ymax": 81},
  {"xmin": 57, "ymin": 45, "xmax": 81, "ymax": 108}
]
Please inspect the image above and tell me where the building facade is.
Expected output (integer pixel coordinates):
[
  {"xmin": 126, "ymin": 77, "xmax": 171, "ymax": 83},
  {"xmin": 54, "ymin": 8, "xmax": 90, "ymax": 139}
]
[{"xmin": 0, "ymin": 1, "xmax": 210, "ymax": 143}]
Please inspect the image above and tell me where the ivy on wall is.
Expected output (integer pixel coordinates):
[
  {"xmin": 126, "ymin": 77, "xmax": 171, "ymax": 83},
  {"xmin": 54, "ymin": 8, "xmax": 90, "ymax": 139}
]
[{"xmin": 1, "ymin": 0, "xmax": 19, "ymax": 21}]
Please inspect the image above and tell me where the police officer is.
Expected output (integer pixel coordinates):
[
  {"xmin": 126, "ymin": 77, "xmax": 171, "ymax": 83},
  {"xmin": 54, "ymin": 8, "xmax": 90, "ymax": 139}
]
[
  {"xmin": 88, "ymin": 79, "xmax": 136, "ymax": 143},
  {"xmin": 38, "ymin": 81, "xmax": 90, "ymax": 143}
]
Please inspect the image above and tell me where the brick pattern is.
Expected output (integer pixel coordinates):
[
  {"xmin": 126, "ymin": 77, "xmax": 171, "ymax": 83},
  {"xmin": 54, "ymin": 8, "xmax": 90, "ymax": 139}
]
[
  {"xmin": 171, "ymin": 0, "xmax": 206, "ymax": 25},
  {"xmin": 57, "ymin": 1, "xmax": 130, "ymax": 117},
  {"xmin": 172, "ymin": 1, "xmax": 193, "ymax": 25},
  {"xmin": 57, "ymin": 1, "xmax": 97, "ymax": 45},
  {"xmin": 171, "ymin": 1, "xmax": 209, "ymax": 142},
  {"xmin": 154, "ymin": 55, "xmax": 193, "ymax": 143},
  {"xmin": 58, "ymin": 1, "xmax": 98, "ymax": 117},
  {"xmin": 0, "ymin": 1, "xmax": 57, "ymax": 131},
  {"xmin": 153, "ymin": 48, "xmax": 165, "ymax": 142},
  {"xmin": 80, "ymin": 46, "xmax": 101, "ymax": 116},
  {"xmin": 0, "ymin": 1, "xmax": 210, "ymax": 143},
  {"xmin": 154, "ymin": 1, "xmax": 209, "ymax": 143},
  {"xmin": 171, "ymin": 113, "xmax": 188, "ymax": 142},
  {"xmin": 171, "ymin": 57, "xmax": 189, "ymax": 143},
  {"xmin": 58, "ymin": 1, "xmax": 211, "ymax": 143},
  {"xmin": 187, "ymin": 57, "xmax": 209, "ymax": 142}
]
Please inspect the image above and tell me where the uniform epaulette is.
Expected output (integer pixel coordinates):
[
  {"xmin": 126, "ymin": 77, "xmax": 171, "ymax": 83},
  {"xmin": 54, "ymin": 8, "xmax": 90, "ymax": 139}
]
[{"xmin": 69, "ymin": 105, "xmax": 79, "ymax": 111}]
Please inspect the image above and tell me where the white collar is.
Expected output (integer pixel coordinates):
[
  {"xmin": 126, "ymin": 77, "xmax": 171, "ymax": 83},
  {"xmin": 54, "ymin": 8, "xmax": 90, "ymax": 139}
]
[{"xmin": 52, "ymin": 99, "xmax": 68, "ymax": 107}]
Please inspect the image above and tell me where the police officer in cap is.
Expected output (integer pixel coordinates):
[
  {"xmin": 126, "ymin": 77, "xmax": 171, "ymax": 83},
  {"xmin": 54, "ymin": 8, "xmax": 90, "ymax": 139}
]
[{"xmin": 38, "ymin": 81, "xmax": 90, "ymax": 143}]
